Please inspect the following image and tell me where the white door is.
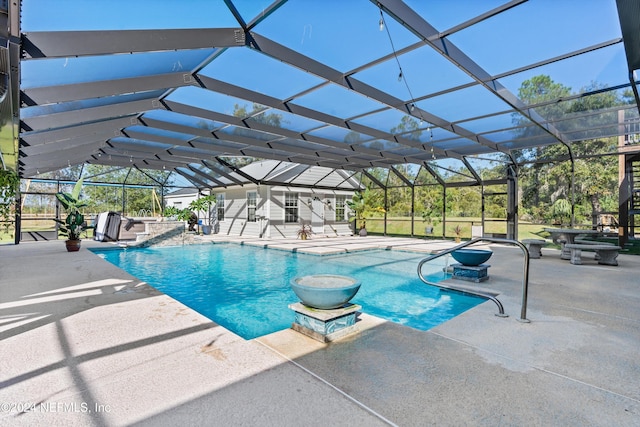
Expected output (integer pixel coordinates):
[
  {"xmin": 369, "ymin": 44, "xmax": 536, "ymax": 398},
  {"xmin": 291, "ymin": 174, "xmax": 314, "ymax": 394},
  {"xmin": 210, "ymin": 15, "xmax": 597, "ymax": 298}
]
[{"xmin": 311, "ymin": 197, "xmax": 324, "ymax": 233}]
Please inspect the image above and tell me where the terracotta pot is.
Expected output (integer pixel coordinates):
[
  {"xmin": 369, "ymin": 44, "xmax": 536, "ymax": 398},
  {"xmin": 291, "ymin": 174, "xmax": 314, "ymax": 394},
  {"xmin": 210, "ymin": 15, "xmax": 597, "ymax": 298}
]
[{"xmin": 65, "ymin": 239, "xmax": 81, "ymax": 252}]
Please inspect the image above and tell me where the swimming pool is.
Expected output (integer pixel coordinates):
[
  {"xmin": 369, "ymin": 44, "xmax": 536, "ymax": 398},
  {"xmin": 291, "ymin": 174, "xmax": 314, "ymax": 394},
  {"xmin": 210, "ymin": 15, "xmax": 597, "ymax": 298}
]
[{"xmin": 93, "ymin": 244, "xmax": 485, "ymax": 339}]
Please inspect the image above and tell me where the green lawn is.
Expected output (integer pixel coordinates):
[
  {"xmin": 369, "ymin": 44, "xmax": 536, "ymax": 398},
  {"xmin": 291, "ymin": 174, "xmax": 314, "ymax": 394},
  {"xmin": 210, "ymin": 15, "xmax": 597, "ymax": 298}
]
[{"xmin": 363, "ymin": 217, "xmax": 549, "ymax": 240}]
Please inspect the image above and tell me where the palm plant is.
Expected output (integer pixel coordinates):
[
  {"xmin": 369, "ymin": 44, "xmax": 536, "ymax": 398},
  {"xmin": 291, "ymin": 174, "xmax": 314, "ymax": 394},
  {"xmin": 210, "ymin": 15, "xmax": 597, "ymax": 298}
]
[{"xmin": 188, "ymin": 193, "xmax": 217, "ymax": 231}]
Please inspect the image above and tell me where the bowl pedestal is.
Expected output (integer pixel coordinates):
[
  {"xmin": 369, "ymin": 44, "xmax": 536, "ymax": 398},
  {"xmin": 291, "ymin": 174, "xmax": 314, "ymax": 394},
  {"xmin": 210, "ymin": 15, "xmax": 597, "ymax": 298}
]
[
  {"xmin": 288, "ymin": 302, "xmax": 361, "ymax": 343},
  {"xmin": 288, "ymin": 274, "xmax": 361, "ymax": 342},
  {"xmin": 451, "ymin": 263, "xmax": 491, "ymax": 282}
]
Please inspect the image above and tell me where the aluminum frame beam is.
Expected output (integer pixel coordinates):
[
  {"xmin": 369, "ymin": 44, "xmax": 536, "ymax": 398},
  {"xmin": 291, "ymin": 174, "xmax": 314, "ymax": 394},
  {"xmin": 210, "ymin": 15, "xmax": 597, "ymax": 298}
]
[
  {"xmin": 22, "ymin": 98, "xmax": 160, "ymax": 130},
  {"xmin": 21, "ymin": 73, "xmax": 196, "ymax": 105},
  {"xmin": 21, "ymin": 116, "xmax": 136, "ymax": 146},
  {"xmin": 22, "ymin": 28, "xmax": 246, "ymax": 58}
]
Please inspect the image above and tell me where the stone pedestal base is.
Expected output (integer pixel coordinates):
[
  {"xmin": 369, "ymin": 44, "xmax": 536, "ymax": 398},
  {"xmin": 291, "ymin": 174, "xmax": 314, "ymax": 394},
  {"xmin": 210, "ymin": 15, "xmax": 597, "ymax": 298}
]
[
  {"xmin": 451, "ymin": 263, "xmax": 490, "ymax": 283},
  {"xmin": 289, "ymin": 302, "xmax": 361, "ymax": 343},
  {"xmin": 522, "ymin": 238, "xmax": 546, "ymax": 259}
]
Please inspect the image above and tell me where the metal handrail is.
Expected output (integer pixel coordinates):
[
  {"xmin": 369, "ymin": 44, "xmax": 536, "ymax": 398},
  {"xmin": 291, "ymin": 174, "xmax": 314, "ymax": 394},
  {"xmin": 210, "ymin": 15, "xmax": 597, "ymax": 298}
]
[{"xmin": 417, "ymin": 237, "xmax": 530, "ymax": 322}]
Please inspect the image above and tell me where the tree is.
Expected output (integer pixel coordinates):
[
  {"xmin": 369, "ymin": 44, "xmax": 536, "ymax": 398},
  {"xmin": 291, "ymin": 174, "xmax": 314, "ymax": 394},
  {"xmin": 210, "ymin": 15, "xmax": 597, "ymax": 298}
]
[
  {"xmin": 513, "ymin": 75, "xmax": 622, "ymax": 225},
  {"xmin": 513, "ymin": 75, "xmax": 572, "ymax": 216},
  {"xmin": 188, "ymin": 193, "xmax": 217, "ymax": 226},
  {"xmin": 565, "ymin": 82, "xmax": 620, "ymax": 225},
  {"xmin": 225, "ymin": 103, "xmax": 285, "ymax": 168},
  {"xmin": 390, "ymin": 115, "xmax": 422, "ymax": 137}
]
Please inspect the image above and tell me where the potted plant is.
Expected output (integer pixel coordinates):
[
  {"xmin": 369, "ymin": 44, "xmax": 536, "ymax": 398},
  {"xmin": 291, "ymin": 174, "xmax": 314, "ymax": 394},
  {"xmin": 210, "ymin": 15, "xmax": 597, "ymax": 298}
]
[
  {"xmin": 346, "ymin": 191, "xmax": 366, "ymax": 236},
  {"xmin": 453, "ymin": 224, "xmax": 463, "ymax": 243},
  {"xmin": 188, "ymin": 194, "xmax": 217, "ymax": 235},
  {"xmin": 54, "ymin": 180, "xmax": 90, "ymax": 252},
  {"xmin": 421, "ymin": 210, "xmax": 441, "ymax": 235},
  {"xmin": 346, "ymin": 189, "xmax": 384, "ymax": 237},
  {"xmin": 297, "ymin": 222, "xmax": 313, "ymax": 240}
]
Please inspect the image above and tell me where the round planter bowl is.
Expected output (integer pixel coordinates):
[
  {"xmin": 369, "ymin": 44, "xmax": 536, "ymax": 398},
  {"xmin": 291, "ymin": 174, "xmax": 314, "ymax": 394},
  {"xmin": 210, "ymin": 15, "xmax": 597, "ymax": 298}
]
[
  {"xmin": 451, "ymin": 248, "xmax": 493, "ymax": 266},
  {"xmin": 65, "ymin": 239, "xmax": 82, "ymax": 252},
  {"xmin": 290, "ymin": 274, "xmax": 361, "ymax": 310}
]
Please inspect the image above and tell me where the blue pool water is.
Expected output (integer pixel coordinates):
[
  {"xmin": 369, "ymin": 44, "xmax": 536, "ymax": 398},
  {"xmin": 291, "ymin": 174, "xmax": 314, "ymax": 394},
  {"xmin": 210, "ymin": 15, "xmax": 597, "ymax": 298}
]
[{"xmin": 92, "ymin": 244, "xmax": 485, "ymax": 339}]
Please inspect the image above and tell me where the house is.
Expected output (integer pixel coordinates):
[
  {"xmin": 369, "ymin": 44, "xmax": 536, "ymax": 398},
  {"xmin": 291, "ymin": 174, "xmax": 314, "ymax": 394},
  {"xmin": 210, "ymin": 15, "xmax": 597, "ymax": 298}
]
[
  {"xmin": 163, "ymin": 187, "xmax": 200, "ymax": 212},
  {"xmin": 164, "ymin": 160, "xmax": 361, "ymax": 238}
]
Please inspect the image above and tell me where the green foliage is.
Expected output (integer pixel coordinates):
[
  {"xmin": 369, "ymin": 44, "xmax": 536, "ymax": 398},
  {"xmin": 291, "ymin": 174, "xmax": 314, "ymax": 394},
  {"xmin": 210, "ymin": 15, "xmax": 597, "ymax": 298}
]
[
  {"xmin": 162, "ymin": 205, "xmax": 182, "ymax": 218},
  {"xmin": 175, "ymin": 209, "xmax": 195, "ymax": 222},
  {"xmin": 421, "ymin": 214, "xmax": 440, "ymax": 227},
  {"xmin": 390, "ymin": 115, "xmax": 422, "ymax": 138},
  {"xmin": 551, "ymin": 199, "xmax": 572, "ymax": 225},
  {"xmin": 226, "ymin": 102, "xmax": 286, "ymax": 167},
  {"xmin": 81, "ymin": 165, "xmax": 170, "ymax": 215},
  {"xmin": 446, "ymin": 187, "xmax": 482, "ymax": 217},
  {"xmin": 513, "ymin": 75, "xmax": 624, "ymax": 225},
  {"xmin": 162, "ymin": 205, "xmax": 195, "ymax": 222},
  {"xmin": 416, "ymin": 184, "xmax": 442, "ymax": 225},
  {"xmin": 158, "ymin": 195, "xmax": 217, "ymax": 226},
  {"xmin": 54, "ymin": 180, "xmax": 90, "ymax": 240},
  {"xmin": 0, "ymin": 169, "xmax": 19, "ymax": 233},
  {"xmin": 387, "ymin": 186, "xmax": 412, "ymax": 217}
]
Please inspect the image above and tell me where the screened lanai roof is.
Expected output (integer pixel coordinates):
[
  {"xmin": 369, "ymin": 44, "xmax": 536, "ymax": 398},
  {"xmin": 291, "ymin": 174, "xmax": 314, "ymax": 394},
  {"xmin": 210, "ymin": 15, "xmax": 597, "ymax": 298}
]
[
  {"xmin": 4, "ymin": 0, "xmax": 640, "ymax": 188},
  {"xmin": 173, "ymin": 159, "xmax": 363, "ymax": 191}
]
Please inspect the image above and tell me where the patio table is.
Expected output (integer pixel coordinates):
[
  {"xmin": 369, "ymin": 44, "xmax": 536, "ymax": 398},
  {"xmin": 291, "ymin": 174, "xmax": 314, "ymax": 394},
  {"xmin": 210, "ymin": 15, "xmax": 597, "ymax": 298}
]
[{"xmin": 544, "ymin": 228, "xmax": 600, "ymax": 260}]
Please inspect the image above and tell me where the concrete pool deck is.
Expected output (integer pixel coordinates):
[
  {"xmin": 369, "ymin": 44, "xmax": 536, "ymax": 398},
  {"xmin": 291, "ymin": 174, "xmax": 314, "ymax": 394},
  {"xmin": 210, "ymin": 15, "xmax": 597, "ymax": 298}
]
[{"xmin": 1, "ymin": 236, "xmax": 639, "ymax": 426}]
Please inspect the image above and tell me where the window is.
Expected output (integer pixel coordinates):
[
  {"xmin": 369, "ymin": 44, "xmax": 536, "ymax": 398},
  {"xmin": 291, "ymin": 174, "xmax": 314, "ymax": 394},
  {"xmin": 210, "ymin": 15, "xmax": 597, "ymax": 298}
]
[
  {"xmin": 247, "ymin": 191, "xmax": 257, "ymax": 222},
  {"xmin": 335, "ymin": 195, "xmax": 346, "ymax": 221},
  {"xmin": 216, "ymin": 193, "xmax": 225, "ymax": 221},
  {"xmin": 285, "ymin": 192, "xmax": 298, "ymax": 223}
]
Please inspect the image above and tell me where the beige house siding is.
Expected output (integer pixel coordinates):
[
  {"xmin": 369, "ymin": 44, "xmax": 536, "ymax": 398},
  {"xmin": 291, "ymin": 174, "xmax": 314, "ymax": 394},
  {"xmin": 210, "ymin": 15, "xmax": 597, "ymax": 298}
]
[{"xmin": 166, "ymin": 184, "xmax": 354, "ymax": 238}]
